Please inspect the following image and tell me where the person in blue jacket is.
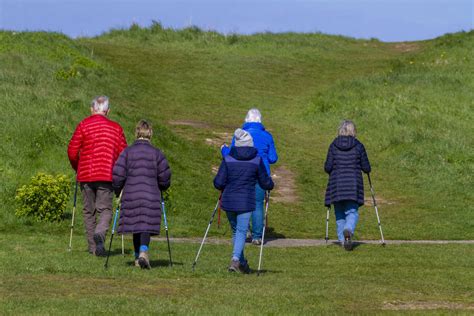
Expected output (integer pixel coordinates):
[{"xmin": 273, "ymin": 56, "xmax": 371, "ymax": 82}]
[
  {"xmin": 221, "ymin": 108, "xmax": 278, "ymax": 245},
  {"xmin": 214, "ymin": 128, "xmax": 274, "ymax": 273},
  {"xmin": 324, "ymin": 120, "xmax": 371, "ymax": 251}
]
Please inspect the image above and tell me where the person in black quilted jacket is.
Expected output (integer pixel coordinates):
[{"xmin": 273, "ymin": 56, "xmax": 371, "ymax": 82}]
[{"xmin": 324, "ymin": 120, "xmax": 371, "ymax": 251}]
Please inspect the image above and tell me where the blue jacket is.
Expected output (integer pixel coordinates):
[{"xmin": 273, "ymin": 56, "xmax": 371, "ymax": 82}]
[
  {"xmin": 221, "ymin": 122, "xmax": 278, "ymax": 175},
  {"xmin": 324, "ymin": 136, "xmax": 371, "ymax": 207},
  {"xmin": 214, "ymin": 146, "xmax": 274, "ymax": 213}
]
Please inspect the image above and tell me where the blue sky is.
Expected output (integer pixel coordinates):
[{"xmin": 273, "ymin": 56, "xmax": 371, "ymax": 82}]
[{"xmin": 0, "ymin": 0, "xmax": 472, "ymax": 42}]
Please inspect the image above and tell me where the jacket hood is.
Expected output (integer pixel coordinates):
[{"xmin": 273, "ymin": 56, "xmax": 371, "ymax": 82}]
[
  {"xmin": 334, "ymin": 136, "xmax": 358, "ymax": 151},
  {"xmin": 229, "ymin": 146, "xmax": 258, "ymax": 161},
  {"xmin": 242, "ymin": 122, "xmax": 265, "ymax": 131}
]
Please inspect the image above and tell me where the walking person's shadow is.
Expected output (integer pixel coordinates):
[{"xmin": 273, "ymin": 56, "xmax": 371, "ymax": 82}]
[{"xmin": 125, "ymin": 259, "xmax": 184, "ymax": 267}]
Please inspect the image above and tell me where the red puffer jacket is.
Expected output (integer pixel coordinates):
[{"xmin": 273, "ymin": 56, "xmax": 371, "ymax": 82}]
[{"xmin": 68, "ymin": 114, "xmax": 127, "ymax": 182}]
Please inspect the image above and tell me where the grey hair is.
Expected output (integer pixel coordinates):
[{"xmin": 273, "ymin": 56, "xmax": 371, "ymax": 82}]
[
  {"xmin": 338, "ymin": 120, "xmax": 356, "ymax": 137},
  {"xmin": 245, "ymin": 108, "xmax": 262, "ymax": 123},
  {"xmin": 91, "ymin": 96, "xmax": 109, "ymax": 113}
]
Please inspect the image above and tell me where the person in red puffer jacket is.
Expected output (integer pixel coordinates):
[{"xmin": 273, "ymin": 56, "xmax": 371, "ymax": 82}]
[{"xmin": 68, "ymin": 96, "xmax": 127, "ymax": 256}]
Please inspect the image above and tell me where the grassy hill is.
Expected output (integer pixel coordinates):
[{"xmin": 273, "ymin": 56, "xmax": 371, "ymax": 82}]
[
  {"xmin": 1, "ymin": 26, "xmax": 473, "ymax": 314},
  {"xmin": 0, "ymin": 26, "xmax": 473, "ymax": 240}
]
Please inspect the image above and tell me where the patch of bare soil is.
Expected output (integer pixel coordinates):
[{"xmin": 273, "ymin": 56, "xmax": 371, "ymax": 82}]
[
  {"xmin": 383, "ymin": 301, "xmax": 474, "ymax": 311},
  {"xmin": 271, "ymin": 166, "xmax": 298, "ymax": 204},
  {"xmin": 364, "ymin": 196, "xmax": 396, "ymax": 206},
  {"xmin": 205, "ymin": 131, "xmax": 233, "ymax": 147},
  {"xmin": 168, "ymin": 120, "xmax": 211, "ymax": 129},
  {"xmin": 393, "ymin": 43, "xmax": 421, "ymax": 53}
]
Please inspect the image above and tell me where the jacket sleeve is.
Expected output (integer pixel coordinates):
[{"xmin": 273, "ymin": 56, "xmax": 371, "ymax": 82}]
[
  {"xmin": 157, "ymin": 151, "xmax": 171, "ymax": 191},
  {"xmin": 324, "ymin": 144, "xmax": 334, "ymax": 174},
  {"xmin": 67, "ymin": 123, "xmax": 83, "ymax": 172},
  {"xmin": 112, "ymin": 149, "xmax": 127, "ymax": 196},
  {"xmin": 220, "ymin": 137, "xmax": 235, "ymax": 158},
  {"xmin": 213, "ymin": 160, "xmax": 228, "ymax": 190},
  {"xmin": 257, "ymin": 159, "xmax": 274, "ymax": 191},
  {"xmin": 267, "ymin": 133, "xmax": 278, "ymax": 165},
  {"xmin": 359, "ymin": 143, "xmax": 371, "ymax": 174}
]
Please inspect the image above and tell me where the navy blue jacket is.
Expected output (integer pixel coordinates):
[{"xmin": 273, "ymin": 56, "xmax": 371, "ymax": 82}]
[
  {"xmin": 324, "ymin": 136, "xmax": 371, "ymax": 207},
  {"xmin": 214, "ymin": 146, "xmax": 274, "ymax": 212},
  {"xmin": 112, "ymin": 140, "xmax": 171, "ymax": 234},
  {"xmin": 221, "ymin": 122, "xmax": 278, "ymax": 175}
]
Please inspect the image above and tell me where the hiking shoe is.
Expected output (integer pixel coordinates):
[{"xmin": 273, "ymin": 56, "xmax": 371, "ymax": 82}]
[
  {"xmin": 252, "ymin": 239, "xmax": 262, "ymax": 246},
  {"xmin": 134, "ymin": 258, "xmax": 140, "ymax": 267},
  {"xmin": 343, "ymin": 229, "xmax": 353, "ymax": 251},
  {"xmin": 246, "ymin": 231, "xmax": 252, "ymax": 242},
  {"xmin": 228, "ymin": 260, "xmax": 242, "ymax": 273},
  {"xmin": 93, "ymin": 233, "xmax": 106, "ymax": 257},
  {"xmin": 138, "ymin": 251, "xmax": 151, "ymax": 269},
  {"xmin": 240, "ymin": 260, "xmax": 251, "ymax": 274}
]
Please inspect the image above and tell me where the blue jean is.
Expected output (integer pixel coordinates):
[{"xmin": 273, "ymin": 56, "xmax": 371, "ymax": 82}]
[
  {"xmin": 226, "ymin": 211, "xmax": 252, "ymax": 263},
  {"xmin": 334, "ymin": 200, "xmax": 359, "ymax": 242},
  {"xmin": 251, "ymin": 184, "xmax": 265, "ymax": 240}
]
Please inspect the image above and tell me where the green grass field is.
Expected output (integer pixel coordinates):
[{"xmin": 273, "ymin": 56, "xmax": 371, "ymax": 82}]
[
  {"xmin": 1, "ymin": 233, "xmax": 473, "ymax": 314},
  {"xmin": 0, "ymin": 25, "xmax": 473, "ymax": 314}
]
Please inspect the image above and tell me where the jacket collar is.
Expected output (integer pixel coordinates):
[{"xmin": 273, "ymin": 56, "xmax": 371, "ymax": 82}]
[
  {"xmin": 242, "ymin": 122, "xmax": 265, "ymax": 131},
  {"xmin": 134, "ymin": 139, "xmax": 151, "ymax": 145}
]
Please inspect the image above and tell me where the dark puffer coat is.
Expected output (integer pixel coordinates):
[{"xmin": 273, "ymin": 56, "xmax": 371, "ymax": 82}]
[
  {"xmin": 324, "ymin": 136, "xmax": 371, "ymax": 207},
  {"xmin": 214, "ymin": 146, "xmax": 274, "ymax": 212},
  {"xmin": 112, "ymin": 140, "xmax": 171, "ymax": 234}
]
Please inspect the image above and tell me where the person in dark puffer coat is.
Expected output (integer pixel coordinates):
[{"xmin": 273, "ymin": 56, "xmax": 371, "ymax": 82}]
[
  {"xmin": 112, "ymin": 120, "xmax": 171, "ymax": 269},
  {"xmin": 324, "ymin": 120, "xmax": 371, "ymax": 251},
  {"xmin": 214, "ymin": 128, "xmax": 274, "ymax": 273}
]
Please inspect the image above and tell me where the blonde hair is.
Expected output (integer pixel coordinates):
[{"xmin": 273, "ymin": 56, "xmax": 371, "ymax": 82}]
[
  {"xmin": 338, "ymin": 120, "xmax": 356, "ymax": 137},
  {"xmin": 135, "ymin": 119, "xmax": 153, "ymax": 139},
  {"xmin": 91, "ymin": 96, "xmax": 109, "ymax": 113}
]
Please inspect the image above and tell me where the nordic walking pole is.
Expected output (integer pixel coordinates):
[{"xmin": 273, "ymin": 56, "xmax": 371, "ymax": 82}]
[
  {"xmin": 161, "ymin": 193, "xmax": 173, "ymax": 267},
  {"xmin": 105, "ymin": 192, "xmax": 122, "ymax": 269},
  {"xmin": 68, "ymin": 180, "xmax": 78, "ymax": 251},
  {"xmin": 192, "ymin": 193, "xmax": 221, "ymax": 272},
  {"xmin": 367, "ymin": 174, "xmax": 386, "ymax": 246},
  {"xmin": 257, "ymin": 191, "xmax": 270, "ymax": 276},
  {"xmin": 217, "ymin": 204, "xmax": 221, "ymax": 229},
  {"xmin": 325, "ymin": 206, "xmax": 330, "ymax": 244}
]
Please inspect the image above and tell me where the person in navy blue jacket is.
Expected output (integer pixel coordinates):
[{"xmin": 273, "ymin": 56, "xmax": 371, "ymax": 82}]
[
  {"xmin": 215, "ymin": 128, "xmax": 274, "ymax": 273},
  {"xmin": 324, "ymin": 120, "xmax": 371, "ymax": 251},
  {"xmin": 221, "ymin": 109, "xmax": 278, "ymax": 245}
]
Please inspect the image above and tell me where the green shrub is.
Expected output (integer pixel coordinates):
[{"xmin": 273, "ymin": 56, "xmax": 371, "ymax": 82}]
[{"xmin": 15, "ymin": 173, "xmax": 71, "ymax": 222}]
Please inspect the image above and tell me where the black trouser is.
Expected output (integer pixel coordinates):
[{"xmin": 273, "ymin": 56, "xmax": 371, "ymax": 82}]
[{"xmin": 133, "ymin": 233, "xmax": 151, "ymax": 256}]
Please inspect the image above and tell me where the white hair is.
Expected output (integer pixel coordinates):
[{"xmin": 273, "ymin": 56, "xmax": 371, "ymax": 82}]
[
  {"xmin": 338, "ymin": 120, "xmax": 357, "ymax": 137},
  {"xmin": 91, "ymin": 96, "xmax": 109, "ymax": 113},
  {"xmin": 245, "ymin": 108, "xmax": 262, "ymax": 123}
]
